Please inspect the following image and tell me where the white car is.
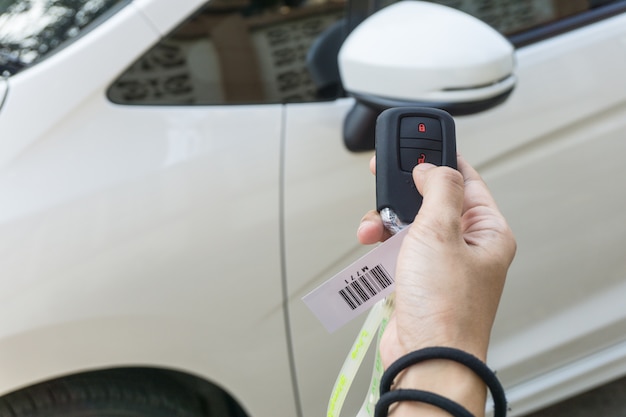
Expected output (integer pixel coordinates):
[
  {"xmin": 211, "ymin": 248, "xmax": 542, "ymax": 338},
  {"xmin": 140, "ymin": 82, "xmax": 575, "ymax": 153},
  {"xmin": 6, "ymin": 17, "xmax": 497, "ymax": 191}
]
[{"xmin": 1, "ymin": 0, "xmax": 626, "ymax": 416}]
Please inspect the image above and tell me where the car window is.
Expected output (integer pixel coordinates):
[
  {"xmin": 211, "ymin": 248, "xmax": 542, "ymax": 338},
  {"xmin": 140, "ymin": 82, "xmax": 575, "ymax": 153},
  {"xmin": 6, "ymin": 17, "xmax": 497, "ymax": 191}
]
[
  {"xmin": 108, "ymin": 0, "xmax": 346, "ymax": 106},
  {"xmin": 0, "ymin": 0, "xmax": 130, "ymax": 76},
  {"xmin": 108, "ymin": 0, "xmax": 626, "ymax": 106},
  {"xmin": 418, "ymin": 0, "xmax": 588, "ymax": 36},
  {"xmin": 419, "ymin": 0, "xmax": 626, "ymax": 44}
]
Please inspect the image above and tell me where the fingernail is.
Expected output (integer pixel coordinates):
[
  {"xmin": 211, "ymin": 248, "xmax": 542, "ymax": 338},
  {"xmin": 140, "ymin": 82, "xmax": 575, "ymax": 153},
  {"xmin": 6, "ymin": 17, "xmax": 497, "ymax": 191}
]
[{"xmin": 357, "ymin": 220, "xmax": 369, "ymax": 234}]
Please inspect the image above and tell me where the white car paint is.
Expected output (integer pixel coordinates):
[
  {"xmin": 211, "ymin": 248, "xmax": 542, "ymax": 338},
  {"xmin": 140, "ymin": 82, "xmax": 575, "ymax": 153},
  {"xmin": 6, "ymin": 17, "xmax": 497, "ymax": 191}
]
[{"xmin": 0, "ymin": 0, "xmax": 625, "ymax": 416}]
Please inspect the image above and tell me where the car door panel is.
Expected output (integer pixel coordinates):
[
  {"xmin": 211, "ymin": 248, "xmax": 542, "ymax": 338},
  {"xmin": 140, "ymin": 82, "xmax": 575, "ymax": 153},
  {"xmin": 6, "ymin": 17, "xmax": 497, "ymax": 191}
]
[
  {"xmin": 0, "ymin": 3, "xmax": 295, "ymax": 415},
  {"xmin": 284, "ymin": 10, "xmax": 626, "ymax": 417},
  {"xmin": 283, "ymin": 98, "xmax": 375, "ymax": 416}
]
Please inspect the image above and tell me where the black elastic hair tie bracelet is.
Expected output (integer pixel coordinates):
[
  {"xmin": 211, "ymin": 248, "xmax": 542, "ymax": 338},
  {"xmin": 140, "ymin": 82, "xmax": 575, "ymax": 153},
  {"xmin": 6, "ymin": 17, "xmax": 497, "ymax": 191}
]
[
  {"xmin": 375, "ymin": 346, "xmax": 507, "ymax": 417},
  {"xmin": 375, "ymin": 389, "xmax": 475, "ymax": 417}
]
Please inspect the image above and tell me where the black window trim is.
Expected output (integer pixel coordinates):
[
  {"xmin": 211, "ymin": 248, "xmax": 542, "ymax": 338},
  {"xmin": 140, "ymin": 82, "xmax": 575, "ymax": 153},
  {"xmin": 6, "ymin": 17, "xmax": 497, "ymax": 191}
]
[{"xmin": 509, "ymin": 0, "xmax": 626, "ymax": 48}]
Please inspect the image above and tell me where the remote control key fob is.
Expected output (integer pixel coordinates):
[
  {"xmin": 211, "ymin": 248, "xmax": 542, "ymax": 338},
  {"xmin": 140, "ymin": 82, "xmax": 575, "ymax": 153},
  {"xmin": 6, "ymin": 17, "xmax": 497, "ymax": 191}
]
[{"xmin": 376, "ymin": 107, "xmax": 457, "ymax": 225}]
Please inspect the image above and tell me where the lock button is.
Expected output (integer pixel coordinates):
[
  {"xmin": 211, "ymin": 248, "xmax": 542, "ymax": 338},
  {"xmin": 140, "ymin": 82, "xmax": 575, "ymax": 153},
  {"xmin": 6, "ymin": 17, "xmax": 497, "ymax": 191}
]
[{"xmin": 399, "ymin": 116, "xmax": 442, "ymax": 140}]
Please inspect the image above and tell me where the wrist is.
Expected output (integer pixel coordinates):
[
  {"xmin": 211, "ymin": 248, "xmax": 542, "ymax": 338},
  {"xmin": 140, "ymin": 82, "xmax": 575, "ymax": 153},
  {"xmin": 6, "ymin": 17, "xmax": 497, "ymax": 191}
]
[
  {"xmin": 377, "ymin": 347, "xmax": 507, "ymax": 417},
  {"xmin": 388, "ymin": 359, "xmax": 487, "ymax": 417},
  {"xmin": 379, "ymin": 317, "xmax": 490, "ymax": 369}
]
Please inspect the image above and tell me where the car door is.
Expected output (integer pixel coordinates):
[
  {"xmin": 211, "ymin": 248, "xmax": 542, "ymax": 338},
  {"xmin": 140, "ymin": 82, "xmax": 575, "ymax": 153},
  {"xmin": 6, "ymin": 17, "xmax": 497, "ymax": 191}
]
[
  {"xmin": 283, "ymin": 1, "xmax": 626, "ymax": 416},
  {"xmin": 0, "ymin": 1, "xmax": 296, "ymax": 416}
]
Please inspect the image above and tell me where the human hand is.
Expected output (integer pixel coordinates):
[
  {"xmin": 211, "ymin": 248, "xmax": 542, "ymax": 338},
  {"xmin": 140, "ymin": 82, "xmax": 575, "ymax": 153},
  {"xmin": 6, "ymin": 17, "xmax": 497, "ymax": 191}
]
[{"xmin": 357, "ymin": 154, "xmax": 516, "ymax": 416}]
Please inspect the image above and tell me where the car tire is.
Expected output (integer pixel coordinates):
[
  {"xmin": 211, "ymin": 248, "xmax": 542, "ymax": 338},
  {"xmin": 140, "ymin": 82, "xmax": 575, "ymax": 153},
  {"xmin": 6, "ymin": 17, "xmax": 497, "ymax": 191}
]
[{"xmin": 0, "ymin": 369, "xmax": 207, "ymax": 417}]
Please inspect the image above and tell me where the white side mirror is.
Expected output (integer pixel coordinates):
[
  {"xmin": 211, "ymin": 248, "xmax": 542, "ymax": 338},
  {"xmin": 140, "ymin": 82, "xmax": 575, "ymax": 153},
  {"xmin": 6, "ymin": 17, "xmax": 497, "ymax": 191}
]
[
  {"xmin": 338, "ymin": 1, "xmax": 516, "ymax": 151},
  {"xmin": 339, "ymin": 1, "xmax": 516, "ymax": 112}
]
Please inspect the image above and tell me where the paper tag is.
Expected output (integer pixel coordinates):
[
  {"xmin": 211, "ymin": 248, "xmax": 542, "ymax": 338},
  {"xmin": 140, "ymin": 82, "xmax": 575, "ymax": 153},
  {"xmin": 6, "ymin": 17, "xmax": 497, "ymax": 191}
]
[{"xmin": 302, "ymin": 227, "xmax": 409, "ymax": 332}]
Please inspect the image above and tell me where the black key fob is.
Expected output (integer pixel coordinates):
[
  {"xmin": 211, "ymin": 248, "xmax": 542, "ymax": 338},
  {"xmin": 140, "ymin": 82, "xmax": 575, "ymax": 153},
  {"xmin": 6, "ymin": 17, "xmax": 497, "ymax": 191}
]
[{"xmin": 376, "ymin": 107, "xmax": 457, "ymax": 225}]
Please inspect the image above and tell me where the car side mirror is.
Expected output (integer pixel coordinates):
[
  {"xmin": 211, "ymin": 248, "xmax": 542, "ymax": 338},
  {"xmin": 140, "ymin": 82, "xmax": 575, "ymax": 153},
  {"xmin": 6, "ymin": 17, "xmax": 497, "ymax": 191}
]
[{"xmin": 338, "ymin": 1, "xmax": 516, "ymax": 151}]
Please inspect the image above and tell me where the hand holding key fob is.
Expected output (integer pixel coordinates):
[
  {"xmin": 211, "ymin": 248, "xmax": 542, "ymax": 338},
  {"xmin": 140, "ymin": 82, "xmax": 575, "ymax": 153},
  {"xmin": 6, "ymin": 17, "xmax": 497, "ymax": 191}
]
[{"xmin": 376, "ymin": 107, "xmax": 457, "ymax": 227}]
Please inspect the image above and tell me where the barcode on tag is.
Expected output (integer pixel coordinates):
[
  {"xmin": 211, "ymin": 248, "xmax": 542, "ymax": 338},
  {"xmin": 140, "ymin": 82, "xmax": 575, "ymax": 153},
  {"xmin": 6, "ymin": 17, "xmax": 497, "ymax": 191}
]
[
  {"xmin": 302, "ymin": 227, "xmax": 409, "ymax": 332},
  {"xmin": 338, "ymin": 265, "xmax": 393, "ymax": 310}
]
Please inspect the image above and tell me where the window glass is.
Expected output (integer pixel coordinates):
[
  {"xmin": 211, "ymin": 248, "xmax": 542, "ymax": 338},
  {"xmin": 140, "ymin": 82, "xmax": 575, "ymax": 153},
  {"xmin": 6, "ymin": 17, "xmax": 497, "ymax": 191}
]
[
  {"xmin": 0, "ymin": 0, "xmax": 129, "ymax": 76},
  {"xmin": 420, "ymin": 0, "xmax": 624, "ymax": 36},
  {"xmin": 108, "ymin": 0, "xmax": 346, "ymax": 106}
]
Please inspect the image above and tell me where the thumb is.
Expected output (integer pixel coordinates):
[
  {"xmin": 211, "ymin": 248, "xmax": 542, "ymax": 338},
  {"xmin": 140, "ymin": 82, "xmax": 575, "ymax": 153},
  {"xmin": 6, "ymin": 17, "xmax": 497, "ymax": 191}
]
[{"xmin": 411, "ymin": 163, "xmax": 465, "ymax": 240}]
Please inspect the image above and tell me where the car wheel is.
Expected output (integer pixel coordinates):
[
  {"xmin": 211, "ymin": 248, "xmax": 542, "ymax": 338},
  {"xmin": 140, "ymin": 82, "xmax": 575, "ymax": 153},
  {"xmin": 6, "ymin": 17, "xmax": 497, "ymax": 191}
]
[{"xmin": 0, "ymin": 369, "xmax": 207, "ymax": 417}]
